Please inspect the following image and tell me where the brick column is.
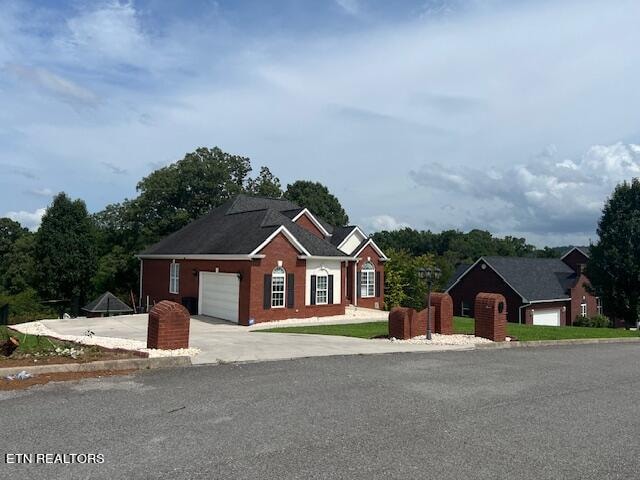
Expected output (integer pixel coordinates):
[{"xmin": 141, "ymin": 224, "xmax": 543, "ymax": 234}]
[
  {"xmin": 431, "ymin": 292, "xmax": 453, "ymax": 335},
  {"xmin": 388, "ymin": 307, "xmax": 412, "ymax": 340},
  {"xmin": 147, "ymin": 300, "xmax": 191, "ymax": 350},
  {"xmin": 474, "ymin": 293, "xmax": 507, "ymax": 342}
]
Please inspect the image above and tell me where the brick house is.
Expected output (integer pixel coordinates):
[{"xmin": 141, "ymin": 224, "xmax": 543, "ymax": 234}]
[
  {"xmin": 138, "ymin": 195, "xmax": 387, "ymax": 325},
  {"xmin": 445, "ymin": 247, "xmax": 601, "ymax": 326}
]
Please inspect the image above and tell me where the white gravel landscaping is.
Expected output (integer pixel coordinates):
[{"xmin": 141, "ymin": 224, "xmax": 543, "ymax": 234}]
[
  {"xmin": 387, "ymin": 333, "xmax": 493, "ymax": 346},
  {"xmin": 9, "ymin": 321, "xmax": 200, "ymax": 358}
]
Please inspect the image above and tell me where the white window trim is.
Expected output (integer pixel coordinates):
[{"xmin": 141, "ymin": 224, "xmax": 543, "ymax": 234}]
[
  {"xmin": 271, "ymin": 267, "xmax": 286, "ymax": 309},
  {"xmin": 169, "ymin": 262, "xmax": 180, "ymax": 294},
  {"xmin": 596, "ymin": 297, "xmax": 603, "ymax": 315},
  {"xmin": 316, "ymin": 272, "xmax": 329, "ymax": 305},
  {"xmin": 580, "ymin": 302, "xmax": 587, "ymax": 316},
  {"xmin": 360, "ymin": 261, "xmax": 375, "ymax": 298}
]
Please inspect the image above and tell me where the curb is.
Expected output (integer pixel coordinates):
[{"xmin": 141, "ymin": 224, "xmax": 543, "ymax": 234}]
[
  {"xmin": 0, "ymin": 355, "xmax": 191, "ymax": 377},
  {"xmin": 475, "ymin": 336, "xmax": 640, "ymax": 349}
]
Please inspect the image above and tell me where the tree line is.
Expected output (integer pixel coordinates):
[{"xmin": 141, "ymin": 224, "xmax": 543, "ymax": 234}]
[{"xmin": 1, "ymin": 145, "xmax": 638, "ymax": 326}]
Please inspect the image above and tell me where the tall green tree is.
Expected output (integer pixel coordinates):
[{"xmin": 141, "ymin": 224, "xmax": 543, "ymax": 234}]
[
  {"xmin": 1, "ymin": 233, "xmax": 36, "ymax": 295},
  {"xmin": 246, "ymin": 166, "xmax": 283, "ymax": 198},
  {"xmin": 284, "ymin": 180, "xmax": 349, "ymax": 227},
  {"xmin": 133, "ymin": 147, "xmax": 252, "ymax": 243},
  {"xmin": 0, "ymin": 218, "xmax": 29, "ymax": 293},
  {"xmin": 587, "ymin": 178, "xmax": 640, "ymax": 325},
  {"xmin": 34, "ymin": 193, "xmax": 96, "ymax": 304}
]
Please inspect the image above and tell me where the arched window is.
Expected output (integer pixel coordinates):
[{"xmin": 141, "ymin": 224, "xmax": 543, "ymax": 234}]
[
  {"xmin": 361, "ymin": 261, "xmax": 375, "ymax": 298},
  {"xmin": 271, "ymin": 266, "xmax": 286, "ymax": 308}
]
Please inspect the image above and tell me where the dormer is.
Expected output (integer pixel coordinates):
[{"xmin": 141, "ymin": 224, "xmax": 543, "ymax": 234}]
[
  {"xmin": 335, "ymin": 226, "xmax": 367, "ymax": 255},
  {"xmin": 291, "ymin": 208, "xmax": 331, "ymax": 240}
]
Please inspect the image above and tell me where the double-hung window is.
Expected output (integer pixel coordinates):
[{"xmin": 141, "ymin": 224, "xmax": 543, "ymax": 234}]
[
  {"xmin": 360, "ymin": 261, "xmax": 375, "ymax": 298},
  {"xmin": 316, "ymin": 273, "xmax": 328, "ymax": 305},
  {"xmin": 169, "ymin": 262, "xmax": 180, "ymax": 294},
  {"xmin": 596, "ymin": 297, "xmax": 603, "ymax": 315},
  {"xmin": 271, "ymin": 267, "xmax": 286, "ymax": 308},
  {"xmin": 580, "ymin": 301, "xmax": 587, "ymax": 317}
]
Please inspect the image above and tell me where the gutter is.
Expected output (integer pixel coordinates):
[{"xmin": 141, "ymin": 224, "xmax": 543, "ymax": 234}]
[{"xmin": 136, "ymin": 254, "xmax": 265, "ymax": 260}]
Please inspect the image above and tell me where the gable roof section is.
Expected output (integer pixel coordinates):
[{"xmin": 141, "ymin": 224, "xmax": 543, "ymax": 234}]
[
  {"xmin": 444, "ymin": 263, "xmax": 470, "ymax": 291},
  {"xmin": 330, "ymin": 226, "xmax": 358, "ymax": 247},
  {"xmin": 139, "ymin": 196, "xmax": 348, "ymax": 258},
  {"xmin": 353, "ymin": 238, "xmax": 388, "ymax": 261},
  {"xmin": 561, "ymin": 246, "xmax": 590, "ymax": 260},
  {"xmin": 446, "ymin": 256, "xmax": 575, "ymax": 302},
  {"xmin": 225, "ymin": 194, "xmax": 299, "ymax": 215},
  {"xmin": 83, "ymin": 292, "xmax": 133, "ymax": 313},
  {"xmin": 290, "ymin": 208, "xmax": 332, "ymax": 237}
]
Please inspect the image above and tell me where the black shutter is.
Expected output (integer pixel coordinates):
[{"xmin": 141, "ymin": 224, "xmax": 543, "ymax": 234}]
[
  {"xmin": 287, "ymin": 273, "xmax": 295, "ymax": 308},
  {"xmin": 310, "ymin": 275, "xmax": 317, "ymax": 305},
  {"xmin": 263, "ymin": 274, "xmax": 272, "ymax": 310},
  {"xmin": 328, "ymin": 275, "xmax": 334, "ymax": 304},
  {"xmin": 375, "ymin": 271, "xmax": 381, "ymax": 297},
  {"xmin": 357, "ymin": 272, "xmax": 362, "ymax": 298}
]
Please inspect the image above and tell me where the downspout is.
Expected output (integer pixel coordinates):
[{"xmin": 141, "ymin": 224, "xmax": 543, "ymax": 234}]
[
  {"xmin": 518, "ymin": 302, "xmax": 530, "ymax": 324},
  {"xmin": 139, "ymin": 259, "xmax": 143, "ymax": 311},
  {"xmin": 354, "ymin": 259, "xmax": 360, "ymax": 307}
]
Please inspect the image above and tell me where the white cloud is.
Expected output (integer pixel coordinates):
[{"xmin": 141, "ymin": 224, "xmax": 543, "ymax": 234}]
[
  {"xmin": 101, "ymin": 161, "xmax": 128, "ymax": 175},
  {"xmin": 335, "ymin": 0, "xmax": 360, "ymax": 16},
  {"xmin": 5, "ymin": 63, "xmax": 98, "ymax": 106},
  {"xmin": 411, "ymin": 142, "xmax": 640, "ymax": 234},
  {"xmin": 6, "ymin": 208, "xmax": 46, "ymax": 231},
  {"xmin": 365, "ymin": 214, "xmax": 411, "ymax": 232},
  {"xmin": 26, "ymin": 188, "xmax": 53, "ymax": 197}
]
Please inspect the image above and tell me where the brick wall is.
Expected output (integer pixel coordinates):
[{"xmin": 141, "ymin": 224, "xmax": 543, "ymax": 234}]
[
  {"xmin": 294, "ymin": 214, "xmax": 326, "ymax": 239},
  {"xmin": 430, "ymin": 292, "xmax": 453, "ymax": 334},
  {"xmin": 356, "ymin": 244, "xmax": 385, "ymax": 310},
  {"xmin": 562, "ymin": 249, "xmax": 589, "ymax": 274},
  {"xmin": 569, "ymin": 273, "xmax": 599, "ymax": 324},
  {"xmin": 448, "ymin": 261, "xmax": 523, "ymax": 323},
  {"xmin": 474, "ymin": 293, "xmax": 507, "ymax": 342},
  {"xmin": 249, "ymin": 233, "xmax": 346, "ymax": 324}
]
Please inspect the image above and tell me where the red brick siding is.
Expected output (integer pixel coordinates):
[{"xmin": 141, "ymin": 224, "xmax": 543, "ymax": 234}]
[
  {"xmin": 448, "ymin": 261, "xmax": 524, "ymax": 323},
  {"xmin": 569, "ymin": 274, "xmax": 599, "ymax": 324},
  {"xmin": 474, "ymin": 293, "xmax": 507, "ymax": 342},
  {"xmin": 249, "ymin": 233, "xmax": 346, "ymax": 324},
  {"xmin": 294, "ymin": 214, "xmax": 326, "ymax": 239},
  {"xmin": 141, "ymin": 258, "xmax": 252, "ymax": 323},
  {"xmin": 522, "ymin": 301, "xmax": 569, "ymax": 326},
  {"xmin": 356, "ymin": 244, "xmax": 385, "ymax": 310},
  {"xmin": 147, "ymin": 300, "xmax": 190, "ymax": 350}
]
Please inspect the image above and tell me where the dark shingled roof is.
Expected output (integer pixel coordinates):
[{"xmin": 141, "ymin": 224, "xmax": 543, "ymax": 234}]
[
  {"xmin": 83, "ymin": 292, "xmax": 133, "ymax": 313},
  {"xmin": 562, "ymin": 246, "xmax": 591, "ymax": 258},
  {"xmin": 140, "ymin": 194, "xmax": 348, "ymax": 258},
  {"xmin": 330, "ymin": 226, "xmax": 358, "ymax": 247},
  {"xmin": 482, "ymin": 257, "xmax": 576, "ymax": 301},
  {"xmin": 444, "ymin": 263, "xmax": 470, "ymax": 290}
]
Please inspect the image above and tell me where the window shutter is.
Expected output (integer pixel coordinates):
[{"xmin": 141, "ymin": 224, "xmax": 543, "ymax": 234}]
[
  {"xmin": 375, "ymin": 271, "xmax": 381, "ymax": 297},
  {"xmin": 357, "ymin": 272, "xmax": 362, "ymax": 298},
  {"xmin": 287, "ymin": 273, "xmax": 295, "ymax": 308},
  {"xmin": 310, "ymin": 275, "xmax": 317, "ymax": 305},
  {"xmin": 328, "ymin": 275, "xmax": 334, "ymax": 304},
  {"xmin": 263, "ymin": 274, "xmax": 272, "ymax": 310}
]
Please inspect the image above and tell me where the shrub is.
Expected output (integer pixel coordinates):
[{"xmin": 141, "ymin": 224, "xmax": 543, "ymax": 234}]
[
  {"xmin": 574, "ymin": 314, "xmax": 612, "ymax": 328},
  {"xmin": 0, "ymin": 289, "xmax": 56, "ymax": 325}
]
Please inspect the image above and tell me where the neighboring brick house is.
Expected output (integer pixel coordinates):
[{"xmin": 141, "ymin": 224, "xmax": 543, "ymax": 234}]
[
  {"xmin": 138, "ymin": 195, "xmax": 387, "ymax": 325},
  {"xmin": 445, "ymin": 247, "xmax": 601, "ymax": 326}
]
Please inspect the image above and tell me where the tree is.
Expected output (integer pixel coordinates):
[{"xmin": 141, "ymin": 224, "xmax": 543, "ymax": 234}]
[
  {"xmin": 133, "ymin": 147, "xmax": 252, "ymax": 243},
  {"xmin": 383, "ymin": 249, "xmax": 438, "ymax": 310},
  {"xmin": 34, "ymin": 193, "xmax": 96, "ymax": 306},
  {"xmin": 0, "ymin": 218, "xmax": 29, "ymax": 293},
  {"xmin": 587, "ymin": 178, "xmax": 640, "ymax": 326},
  {"xmin": 1, "ymin": 233, "xmax": 36, "ymax": 295},
  {"xmin": 284, "ymin": 181, "xmax": 349, "ymax": 227},
  {"xmin": 246, "ymin": 166, "xmax": 283, "ymax": 198}
]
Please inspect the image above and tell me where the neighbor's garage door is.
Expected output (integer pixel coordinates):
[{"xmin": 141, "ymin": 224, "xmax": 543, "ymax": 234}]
[
  {"xmin": 532, "ymin": 308, "xmax": 561, "ymax": 326},
  {"xmin": 199, "ymin": 272, "xmax": 240, "ymax": 323}
]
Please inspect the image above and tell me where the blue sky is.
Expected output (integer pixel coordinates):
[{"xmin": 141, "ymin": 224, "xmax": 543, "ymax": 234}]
[{"xmin": 1, "ymin": 0, "xmax": 639, "ymax": 246}]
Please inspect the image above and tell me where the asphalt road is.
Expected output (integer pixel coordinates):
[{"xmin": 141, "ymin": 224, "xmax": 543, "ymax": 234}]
[{"xmin": 2, "ymin": 344, "xmax": 639, "ymax": 479}]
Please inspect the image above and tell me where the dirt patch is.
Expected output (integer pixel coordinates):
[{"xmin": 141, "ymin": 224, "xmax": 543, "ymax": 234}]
[
  {"xmin": 0, "ymin": 369, "xmax": 137, "ymax": 391},
  {"xmin": 0, "ymin": 349, "xmax": 138, "ymax": 368}
]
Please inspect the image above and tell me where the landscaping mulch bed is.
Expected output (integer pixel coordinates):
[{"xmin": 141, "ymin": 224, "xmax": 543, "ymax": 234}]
[
  {"xmin": 0, "ymin": 369, "xmax": 137, "ymax": 391},
  {"xmin": 0, "ymin": 349, "xmax": 138, "ymax": 368}
]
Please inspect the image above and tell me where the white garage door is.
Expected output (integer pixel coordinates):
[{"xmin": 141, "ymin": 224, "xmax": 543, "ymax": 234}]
[
  {"xmin": 532, "ymin": 309, "xmax": 561, "ymax": 326},
  {"xmin": 199, "ymin": 272, "xmax": 240, "ymax": 323}
]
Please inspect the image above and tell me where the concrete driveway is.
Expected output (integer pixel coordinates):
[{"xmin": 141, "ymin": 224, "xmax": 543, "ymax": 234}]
[{"xmin": 35, "ymin": 313, "xmax": 471, "ymax": 365}]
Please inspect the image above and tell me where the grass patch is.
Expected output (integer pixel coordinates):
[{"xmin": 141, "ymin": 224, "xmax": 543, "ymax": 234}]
[
  {"xmin": 256, "ymin": 317, "xmax": 640, "ymax": 342},
  {"xmin": 1, "ymin": 326, "xmax": 70, "ymax": 354}
]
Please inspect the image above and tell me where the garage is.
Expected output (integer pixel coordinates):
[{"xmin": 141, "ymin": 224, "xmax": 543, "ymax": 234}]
[
  {"xmin": 198, "ymin": 272, "xmax": 240, "ymax": 323},
  {"xmin": 532, "ymin": 308, "xmax": 561, "ymax": 326}
]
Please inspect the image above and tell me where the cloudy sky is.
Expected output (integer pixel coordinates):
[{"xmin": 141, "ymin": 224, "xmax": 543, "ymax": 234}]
[{"xmin": 1, "ymin": 0, "xmax": 639, "ymax": 246}]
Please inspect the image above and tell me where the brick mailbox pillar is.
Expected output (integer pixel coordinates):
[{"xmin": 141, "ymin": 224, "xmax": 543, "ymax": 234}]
[
  {"xmin": 147, "ymin": 300, "xmax": 191, "ymax": 350},
  {"xmin": 474, "ymin": 293, "xmax": 507, "ymax": 342},
  {"xmin": 430, "ymin": 293, "xmax": 453, "ymax": 335},
  {"xmin": 389, "ymin": 307, "xmax": 412, "ymax": 340}
]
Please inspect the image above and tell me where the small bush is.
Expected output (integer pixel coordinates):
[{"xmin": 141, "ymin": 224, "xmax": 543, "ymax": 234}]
[{"xmin": 574, "ymin": 314, "xmax": 611, "ymax": 328}]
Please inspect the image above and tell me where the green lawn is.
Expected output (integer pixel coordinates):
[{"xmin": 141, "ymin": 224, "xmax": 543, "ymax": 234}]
[
  {"xmin": 256, "ymin": 317, "xmax": 640, "ymax": 342},
  {"xmin": 1, "ymin": 326, "xmax": 73, "ymax": 355}
]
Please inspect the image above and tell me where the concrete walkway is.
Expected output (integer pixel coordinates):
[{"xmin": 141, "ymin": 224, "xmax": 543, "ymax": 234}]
[{"xmin": 32, "ymin": 313, "xmax": 472, "ymax": 365}]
